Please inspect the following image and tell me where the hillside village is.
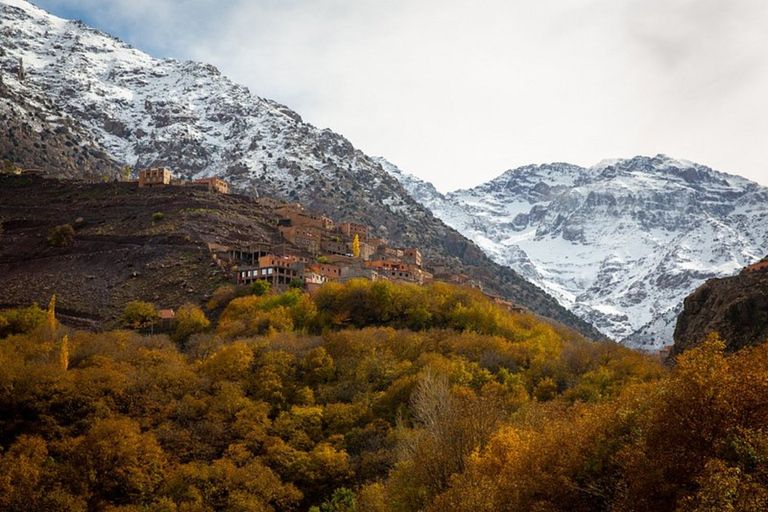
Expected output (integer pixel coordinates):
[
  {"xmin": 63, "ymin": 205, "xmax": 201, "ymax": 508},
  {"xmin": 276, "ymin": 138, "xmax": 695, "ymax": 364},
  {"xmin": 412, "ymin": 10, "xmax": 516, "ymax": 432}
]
[{"xmin": 132, "ymin": 167, "xmax": 525, "ymax": 311}]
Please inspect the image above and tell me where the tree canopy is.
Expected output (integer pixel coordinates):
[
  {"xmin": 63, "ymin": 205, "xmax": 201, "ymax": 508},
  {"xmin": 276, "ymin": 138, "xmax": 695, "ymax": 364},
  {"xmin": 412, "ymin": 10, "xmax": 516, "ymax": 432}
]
[{"xmin": 1, "ymin": 281, "xmax": 764, "ymax": 510}]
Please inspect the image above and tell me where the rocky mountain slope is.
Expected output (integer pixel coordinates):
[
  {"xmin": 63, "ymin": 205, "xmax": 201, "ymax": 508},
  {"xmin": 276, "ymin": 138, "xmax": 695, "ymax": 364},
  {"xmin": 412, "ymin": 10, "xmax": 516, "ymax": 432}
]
[
  {"xmin": 0, "ymin": 62, "xmax": 120, "ymax": 178},
  {"xmin": 0, "ymin": 0, "xmax": 602, "ymax": 339},
  {"xmin": 383, "ymin": 155, "xmax": 768, "ymax": 349},
  {"xmin": 673, "ymin": 257, "xmax": 768, "ymax": 355}
]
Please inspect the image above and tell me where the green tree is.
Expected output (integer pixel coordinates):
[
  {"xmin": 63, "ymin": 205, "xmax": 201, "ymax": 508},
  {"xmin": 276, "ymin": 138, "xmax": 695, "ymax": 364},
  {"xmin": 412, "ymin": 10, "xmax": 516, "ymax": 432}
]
[
  {"xmin": 122, "ymin": 301, "xmax": 158, "ymax": 330},
  {"xmin": 250, "ymin": 280, "xmax": 271, "ymax": 296},
  {"xmin": 0, "ymin": 303, "xmax": 47, "ymax": 337},
  {"xmin": 311, "ymin": 487, "xmax": 357, "ymax": 512}
]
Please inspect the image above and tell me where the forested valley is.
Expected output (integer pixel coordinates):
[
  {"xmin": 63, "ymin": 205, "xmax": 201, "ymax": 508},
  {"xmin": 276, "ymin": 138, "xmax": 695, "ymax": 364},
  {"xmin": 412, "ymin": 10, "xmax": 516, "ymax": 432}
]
[{"xmin": 1, "ymin": 279, "xmax": 767, "ymax": 511}]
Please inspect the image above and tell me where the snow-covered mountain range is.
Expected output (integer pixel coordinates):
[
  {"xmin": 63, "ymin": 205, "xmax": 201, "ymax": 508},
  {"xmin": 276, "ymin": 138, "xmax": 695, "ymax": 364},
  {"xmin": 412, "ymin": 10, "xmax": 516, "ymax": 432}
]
[
  {"xmin": 382, "ymin": 155, "xmax": 768, "ymax": 348},
  {"xmin": 0, "ymin": 0, "xmax": 605, "ymax": 339},
  {"xmin": 6, "ymin": 0, "xmax": 763, "ymax": 348}
]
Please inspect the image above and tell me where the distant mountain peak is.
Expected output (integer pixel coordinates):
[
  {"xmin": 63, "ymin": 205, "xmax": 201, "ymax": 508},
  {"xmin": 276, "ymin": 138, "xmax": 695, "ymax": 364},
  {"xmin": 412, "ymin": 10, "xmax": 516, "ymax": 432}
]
[{"xmin": 387, "ymin": 154, "xmax": 768, "ymax": 349}]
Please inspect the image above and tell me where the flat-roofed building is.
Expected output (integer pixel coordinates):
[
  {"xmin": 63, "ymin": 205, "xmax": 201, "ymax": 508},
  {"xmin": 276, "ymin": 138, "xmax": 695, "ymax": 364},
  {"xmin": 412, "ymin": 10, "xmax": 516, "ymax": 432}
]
[
  {"xmin": 138, "ymin": 167, "xmax": 172, "ymax": 188},
  {"xmin": 235, "ymin": 254, "xmax": 304, "ymax": 287},
  {"xmin": 194, "ymin": 177, "xmax": 229, "ymax": 194}
]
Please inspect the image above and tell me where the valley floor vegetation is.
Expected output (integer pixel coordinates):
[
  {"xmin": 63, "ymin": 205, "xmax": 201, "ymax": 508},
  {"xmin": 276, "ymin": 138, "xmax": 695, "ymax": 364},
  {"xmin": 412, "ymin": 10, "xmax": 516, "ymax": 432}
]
[{"xmin": 1, "ymin": 280, "xmax": 767, "ymax": 511}]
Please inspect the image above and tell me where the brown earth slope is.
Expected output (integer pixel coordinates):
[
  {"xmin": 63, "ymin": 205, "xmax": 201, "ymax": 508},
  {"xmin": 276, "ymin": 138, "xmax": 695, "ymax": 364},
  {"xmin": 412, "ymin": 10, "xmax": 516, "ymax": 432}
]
[{"xmin": 0, "ymin": 174, "xmax": 281, "ymax": 328}]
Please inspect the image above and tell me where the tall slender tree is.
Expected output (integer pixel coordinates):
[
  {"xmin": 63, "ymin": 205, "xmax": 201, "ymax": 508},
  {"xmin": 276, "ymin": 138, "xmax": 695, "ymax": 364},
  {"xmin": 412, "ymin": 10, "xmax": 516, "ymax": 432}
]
[{"xmin": 47, "ymin": 294, "xmax": 57, "ymax": 330}]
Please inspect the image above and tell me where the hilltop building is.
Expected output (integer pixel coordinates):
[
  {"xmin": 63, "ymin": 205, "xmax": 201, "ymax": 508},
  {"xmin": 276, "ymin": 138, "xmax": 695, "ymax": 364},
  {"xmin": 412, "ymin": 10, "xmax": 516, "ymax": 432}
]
[
  {"xmin": 138, "ymin": 167, "xmax": 171, "ymax": 188},
  {"xmin": 137, "ymin": 168, "xmax": 229, "ymax": 193},
  {"xmin": 194, "ymin": 177, "xmax": 229, "ymax": 194}
]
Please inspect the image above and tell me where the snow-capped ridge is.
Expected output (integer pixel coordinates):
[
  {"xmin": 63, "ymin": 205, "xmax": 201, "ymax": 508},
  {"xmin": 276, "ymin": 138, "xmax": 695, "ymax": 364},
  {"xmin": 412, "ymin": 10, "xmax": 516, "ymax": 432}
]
[{"xmin": 386, "ymin": 154, "xmax": 768, "ymax": 349}]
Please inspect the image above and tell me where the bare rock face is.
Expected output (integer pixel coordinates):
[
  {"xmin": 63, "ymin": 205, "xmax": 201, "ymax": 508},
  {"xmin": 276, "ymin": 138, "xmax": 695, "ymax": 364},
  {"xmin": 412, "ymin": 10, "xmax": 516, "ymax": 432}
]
[{"xmin": 673, "ymin": 261, "xmax": 768, "ymax": 355}]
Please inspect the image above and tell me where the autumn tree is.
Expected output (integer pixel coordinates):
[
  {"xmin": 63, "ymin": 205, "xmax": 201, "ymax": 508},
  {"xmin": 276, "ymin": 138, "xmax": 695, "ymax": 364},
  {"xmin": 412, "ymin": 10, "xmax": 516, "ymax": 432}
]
[
  {"xmin": 171, "ymin": 303, "xmax": 210, "ymax": 345},
  {"xmin": 69, "ymin": 417, "xmax": 168, "ymax": 509},
  {"xmin": 47, "ymin": 294, "xmax": 57, "ymax": 330},
  {"xmin": 352, "ymin": 235, "xmax": 360, "ymax": 259}
]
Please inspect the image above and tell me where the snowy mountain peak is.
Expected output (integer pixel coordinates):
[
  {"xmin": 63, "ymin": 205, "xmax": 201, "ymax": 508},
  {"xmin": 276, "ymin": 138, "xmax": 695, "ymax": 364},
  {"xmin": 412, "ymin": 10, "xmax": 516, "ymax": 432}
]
[{"xmin": 387, "ymin": 155, "xmax": 768, "ymax": 349}]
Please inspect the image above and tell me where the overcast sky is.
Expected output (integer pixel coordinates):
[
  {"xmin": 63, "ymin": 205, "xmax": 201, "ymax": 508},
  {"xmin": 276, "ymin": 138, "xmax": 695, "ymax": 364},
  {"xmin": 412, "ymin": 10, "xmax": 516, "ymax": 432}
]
[{"xmin": 32, "ymin": 0, "xmax": 768, "ymax": 191}]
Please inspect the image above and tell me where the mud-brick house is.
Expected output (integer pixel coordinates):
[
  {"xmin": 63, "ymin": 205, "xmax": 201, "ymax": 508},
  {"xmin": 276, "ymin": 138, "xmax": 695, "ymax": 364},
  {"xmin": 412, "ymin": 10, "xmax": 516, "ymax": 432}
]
[
  {"xmin": 138, "ymin": 167, "xmax": 172, "ymax": 188},
  {"xmin": 365, "ymin": 260, "xmax": 423, "ymax": 283},
  {"xmin": 321, "ymin": 239, "xmax": 351, "ymax": 257},
  {"xmin": 194, "ymin": 177, "xmax": 229, "ymax": 194},
  {"xmin": 274, "ymin": 203, "xmax": 304, "ymax": 217},
  {"xmin": 158, "ymin": 309, "xmax": 175, "ymax": 330},
  {"xmin": 743, "ymin": 259, "xmax": 768, "ymax": 273},
  {"xmin": 310, "ymin": 263, "xmax": 341, "ymax": 281},
  {"xmin": 403, "ymin": 248, "xmax": 423, "ymax": 267},
  {"xmin": 276, "ymin": 204, "xmax": 334, "ymax": 231},
  {"xmin": 372, "ymin": 246, "xmax": 404, "ymax": 261},
  {"xmin": 337, "ymin": 222, "xmax": 368, "ymax": 242},
  {"xmin": 279, "ymin": 225, "xmax": 323, "ymax": 254}
]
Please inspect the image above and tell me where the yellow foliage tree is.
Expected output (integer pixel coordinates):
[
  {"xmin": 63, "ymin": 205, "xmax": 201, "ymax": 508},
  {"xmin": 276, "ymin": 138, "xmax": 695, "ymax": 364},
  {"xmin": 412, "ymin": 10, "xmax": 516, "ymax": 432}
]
[
  {"xmin": 352, "ymin": 234, "xmax": 360, "ymax": 258},
  {"xmin": 171, "ymin": 303, "xmax": 211, "ymax": 344},
  {"xmin": 60, "ymin": 334, "xmax": 69, "ymax": 371},
  {"xmin": 47, "ymin": 294, "xmax": 57, "ymax": 330}
]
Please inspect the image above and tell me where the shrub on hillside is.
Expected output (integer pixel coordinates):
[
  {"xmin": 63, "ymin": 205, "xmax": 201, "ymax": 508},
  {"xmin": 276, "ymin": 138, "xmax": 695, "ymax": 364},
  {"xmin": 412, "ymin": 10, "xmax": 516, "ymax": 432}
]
[{"xmin": 47, "ymin": 224, "xmax": 74, "ymax": 247}]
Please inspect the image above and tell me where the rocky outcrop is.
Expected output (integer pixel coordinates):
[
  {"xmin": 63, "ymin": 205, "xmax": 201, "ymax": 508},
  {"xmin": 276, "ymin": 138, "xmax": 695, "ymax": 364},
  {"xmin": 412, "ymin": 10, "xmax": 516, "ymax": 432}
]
[{"xmin": 673, "ymin": 259, "xmax": 768, "ymax": 354}]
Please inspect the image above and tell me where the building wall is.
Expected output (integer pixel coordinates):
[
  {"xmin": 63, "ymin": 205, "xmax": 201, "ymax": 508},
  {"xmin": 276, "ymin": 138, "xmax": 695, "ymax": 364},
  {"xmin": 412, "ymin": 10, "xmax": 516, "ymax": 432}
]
[
  {"xmin": 338, "ymin": 266, "xmax": 386, "ymax": 283},
  {"xmin": 321, "ymin": 239, "xmax": 350, "ymax": 256}
]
